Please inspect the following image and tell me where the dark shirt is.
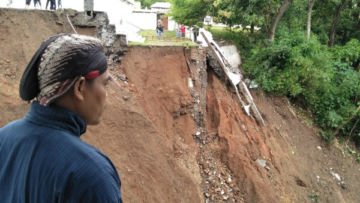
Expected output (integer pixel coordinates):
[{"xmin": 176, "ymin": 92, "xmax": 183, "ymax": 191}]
[{"xmin": 0, "ymin": 102, "xmax": 122, "ymax": 203}]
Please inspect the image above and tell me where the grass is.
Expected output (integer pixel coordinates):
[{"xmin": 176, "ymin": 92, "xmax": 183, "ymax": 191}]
[{"xmin": 128, "ymin": 29, "xmax": 198, "ymax": 47}]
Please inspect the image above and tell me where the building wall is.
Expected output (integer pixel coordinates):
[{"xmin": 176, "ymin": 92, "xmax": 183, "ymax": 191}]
[
  {"xmin": 131, "ymin": 11, "xmax": 157, "ymax": 30},
  {"xmin": 168, "ymin": 17, "xmax": 175, "ymax": 31},
  {"xmin": 94, "ymin": 0, "xmax": 134, "ymax": 33}
]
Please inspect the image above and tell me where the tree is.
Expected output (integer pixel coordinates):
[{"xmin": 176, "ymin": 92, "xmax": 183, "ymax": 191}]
[
  {"xmin": 306, "ymin": 0, "xmax": 316, "ymax": 40},
  {"xmin": 268, "ymin": 0, "xmax": 292, "ymax": 41},
  {"xmin": 136, "ymin": 0, "xmax": 166, "ymax": 9},
  {"xmin": 328, "ymin": 0, "xmax": 348, "ymax": 46},
  {"xmin": 169, "ymin": 0, "xmax": 212, "ymax": 26},
  {"xmin": 210, "ymin": 0, "xmax": 292, "ymax": 41},
  {"xmin": 311, "ymin": 0, "xmax": 359, "ymax": 46}
]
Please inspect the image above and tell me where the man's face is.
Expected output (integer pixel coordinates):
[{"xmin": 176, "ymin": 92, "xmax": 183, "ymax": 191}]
[{"xmin": 81, "ymin": 70, "xmax": 112, "ymax": 125}]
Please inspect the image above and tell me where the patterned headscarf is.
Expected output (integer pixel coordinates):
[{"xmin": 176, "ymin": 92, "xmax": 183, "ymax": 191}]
[{"xmin": 20, "ymin": 34, "xmax": 108, "ymax": 106}]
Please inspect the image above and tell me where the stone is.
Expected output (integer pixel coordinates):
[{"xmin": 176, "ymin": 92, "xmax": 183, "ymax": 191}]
[
  {"xmin": 256, "ymin": 159, "xmax": 267, "ymax": 168},
  {"xmin": 122, "ymin": 95, "xmax": 130, "ymax": 101}
]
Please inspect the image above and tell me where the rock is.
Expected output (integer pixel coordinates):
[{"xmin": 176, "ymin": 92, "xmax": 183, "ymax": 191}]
[
  {"xmin": 117, "ymin": 74, "xmax": 127, "ymax": 81},
  {"xmin": 256, "ymin": 159, "xmax": 267, "ymax": 168},
  {"xmin": 330, "ymin": 169, "xmax": 342, "ymax": 182},
  {"xmin": 122, "ymin": 95, "xmax": 130, "ymax": 101},
  {"xmin": 249, "ymin": 80, "xmax": 259, "ymax": 89},
  {"xmin": 340, "ymin": 181, "xmax": 346, "ymax": 190},
  {"xmin": 227, "ymin": 176, "xmax": 232, "ymax": 183}
]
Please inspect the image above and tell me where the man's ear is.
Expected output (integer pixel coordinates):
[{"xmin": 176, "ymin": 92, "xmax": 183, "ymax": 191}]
[{"xmin": 73, "ymin": 77, "xmax": 86, "ymax": 101}]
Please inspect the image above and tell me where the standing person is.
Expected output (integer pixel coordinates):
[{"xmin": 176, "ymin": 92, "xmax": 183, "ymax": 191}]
[
  {"xmin": 50, "ymin": 0, "xmax": 56, "ymax": 10},
  {"xmin": 175, "ymin": 25, "xmax": 181, "ymax": 38},
  {"xmin": 7, "ymin": 0, "xmax": 13, "ymax": 7},
  {"xmin": 57, "ymin": 0, "xmax": 61, "ymax": 8},
  {"xmin": 180, "ymin": 24, "xmax": 186, "ymax": 38},
  {"xmin": 46, "ymin": 0, "xmax": 56, "ymax": 10},
  {"xmin": 0, "ymin": 34, "xmax": 122, "ymax": 203},
  {"xmin": 156, "ymin": 18, "xmax": 164, "ymax": 39},
  {"xmin": 33, "ymin": 0, "xmax": 41, "ymax": 8},
  {"xmin": 192, "ymin": 25, "xmax": 199, "ymax": 42},
  {"xmin": 25, "ymin": 0, "xmax": 31, "ymax": 7}
]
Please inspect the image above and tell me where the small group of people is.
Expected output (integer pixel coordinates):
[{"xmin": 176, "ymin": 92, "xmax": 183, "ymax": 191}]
[
  {"xmin": 176, "ymin": 24, "xmax": 186, "ymax": 38},
  {"xmin": 25, "ymin": 0, "xmax": 61, "ymax": 10},
  {"xmin": 176, "ymin": 24, "xmax": 201, "ymax": 42}
]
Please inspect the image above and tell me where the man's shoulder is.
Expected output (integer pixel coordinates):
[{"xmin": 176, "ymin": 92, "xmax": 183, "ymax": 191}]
[
  {"xmin": 65, "ymin": 141, "xmax": 119, "ymax": 179},
  {"xmin": 69, "ymin": 143, "xmax": 121, "ymax": 201}
]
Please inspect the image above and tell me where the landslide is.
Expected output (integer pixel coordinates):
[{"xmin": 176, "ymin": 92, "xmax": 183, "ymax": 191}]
[{"xmin": 1, "ymin": 8, "xmax": 360, "ymax": 203}]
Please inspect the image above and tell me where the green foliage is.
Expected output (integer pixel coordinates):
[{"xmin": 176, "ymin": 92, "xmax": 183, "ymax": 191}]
[
  {"xmin": 332, "ymin": 39, "xmax": 360, "ymax": 69},
  {"xmin": 244, "ymin": 33, "xmax": 360, "ymax": 145},
  {"xmin": 207, "ymin": 27, "xmax": 264, "ymax": 58},
  {"xmin": 209, "ymin": 0, "xmax": 289, "ymax": 37},
  {"xmin": 169, "ymin": 0, "xmax": 360, "ymax": 147},
  {"xmin": 169, "ymin": 0, "xmax": 211, "ymax": 26},
  {"xmin": 308, "ymin": 193, "xmax": 320, "ymax": 203},
  {"xmin": 136, "ymin": 0, "xmax": 166, "ymax": 9},
  {"xmin": 312, "ymin": 0, "xmax": 360, "ymax": 45}
]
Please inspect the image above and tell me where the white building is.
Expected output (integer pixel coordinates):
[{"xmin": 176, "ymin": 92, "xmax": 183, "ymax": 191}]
[
  {"xmin": 131, "ymin": 9, "xmax": 157, "ymax": 30},
  {"xmin": 150, "ymin": 2, "xmax": 171, "ymax": 13},
  {"xmin": 149, "ymin": 2, "xmax": 176, "ymax": 31}
]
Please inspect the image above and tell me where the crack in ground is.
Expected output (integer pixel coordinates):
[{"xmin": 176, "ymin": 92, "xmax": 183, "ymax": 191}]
[{"xmin": 187, "ymin": 48, "xmax": 244, "ymax": 203}]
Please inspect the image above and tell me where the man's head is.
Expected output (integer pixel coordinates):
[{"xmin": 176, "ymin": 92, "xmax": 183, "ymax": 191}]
[{"xmin": 19, "ymin": 33, "xmax": 111, "ymax": 125}]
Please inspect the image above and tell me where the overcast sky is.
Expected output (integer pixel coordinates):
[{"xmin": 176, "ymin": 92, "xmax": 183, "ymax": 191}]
[
  {"xmin": 0, "ymin": 0, "xmax": 143, "ymax": 28},
  {"xmin": 0, "ymin": 0, "xmax": 84, "ymax": 11}
]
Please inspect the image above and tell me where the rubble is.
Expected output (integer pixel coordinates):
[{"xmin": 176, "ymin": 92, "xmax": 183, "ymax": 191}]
[{"xmin": 186, "ymin": 48, "xmax": 243, "ymax": 202}]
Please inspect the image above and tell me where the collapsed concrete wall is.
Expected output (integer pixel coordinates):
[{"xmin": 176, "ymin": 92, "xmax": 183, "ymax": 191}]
[{"xmin": 67, "ymin": 10, "xmax": 127, "ymax": 65}]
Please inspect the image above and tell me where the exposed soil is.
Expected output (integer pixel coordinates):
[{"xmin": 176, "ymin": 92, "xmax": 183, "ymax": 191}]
[{"xmin": 1, "ymin": 8, "xmax": 360, "ymax": 203}]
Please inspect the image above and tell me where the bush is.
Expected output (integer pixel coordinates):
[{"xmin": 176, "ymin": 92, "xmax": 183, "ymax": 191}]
[
  {"xmin": 244, "ymin": 32, "xmax": 360, "ymax": 145},
  {"xmin": 208, "ymin": 27, "xmax": 265, "ymax": 59}
]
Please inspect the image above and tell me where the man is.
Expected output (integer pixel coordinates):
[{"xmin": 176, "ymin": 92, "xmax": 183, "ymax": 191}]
[
  {"xmin": 156, "ymin": 19, "xmax": 163, "ymax": 39},
  {"xmin": 180, "ymin": 24, "xmax": 186, "ymax": 38},
  {"xmin": 34, "ymin": 0, "xmax": 41, "ymax": 8},
  {"xmin": 0, "ymin": 34, "xmax": 122, "ymax": 203},
  {"xmin": 192, "ymin": 25, "xmax": 199, "ymax": 42},
  {"xmin": 46, "ymin": 0, "xmax": 56, "ymax": 10},
  {"xmin": 25, "ymin": 0, "xmax": 31, "ymax": 7}
]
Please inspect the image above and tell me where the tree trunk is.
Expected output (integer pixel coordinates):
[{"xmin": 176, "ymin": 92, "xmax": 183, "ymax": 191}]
[
  {"xmin": 268, "ymin": 0, "xmax": 292, "ymax": 42},
  {"xmin": 328, "ymin": 0, "xmax": 346, "ymax": 47},
  {"xmin": 306, "ymin": 0, "xmax": 315, "ymax": 40},
  {"xmin": 250, "ymin": 23, "xmax": 255, "ymax": 34}
]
